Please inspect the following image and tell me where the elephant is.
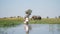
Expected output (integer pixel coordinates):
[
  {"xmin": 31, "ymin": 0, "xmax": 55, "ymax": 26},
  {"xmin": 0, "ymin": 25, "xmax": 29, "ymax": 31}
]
[{"xmin": 31, "ymin": 16, "xmax": 41, "ymax": 20}]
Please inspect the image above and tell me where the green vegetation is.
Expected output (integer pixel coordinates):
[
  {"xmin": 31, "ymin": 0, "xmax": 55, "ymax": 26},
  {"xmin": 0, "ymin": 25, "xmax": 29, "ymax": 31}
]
[
  {"xmin": 0, "ymin": 17, "xmax": 60, "ymax": 27},
  {"xmin": 0, "ymin": 18, "xmax": 23, "ymax": 27},
  {"xmin": 30, "ymin": 18, "xmax": 60, "ymax": 24}
]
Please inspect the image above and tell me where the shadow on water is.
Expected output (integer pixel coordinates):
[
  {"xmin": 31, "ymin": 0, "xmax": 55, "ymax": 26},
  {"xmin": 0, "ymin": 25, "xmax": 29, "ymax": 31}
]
[{"xmin": 29, "ymin": 24, "xmax": 32, "ymax": 31}]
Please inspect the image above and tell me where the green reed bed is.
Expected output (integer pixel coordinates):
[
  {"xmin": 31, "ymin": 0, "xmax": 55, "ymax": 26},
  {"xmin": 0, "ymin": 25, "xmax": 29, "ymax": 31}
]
[
  {"xmin": 0, "ymin": 18, "xmax": 60, "ymax": 27},
  {"xmin": 30, "ymin": 18, "xmax": 60, "ymax": 24},
  {"xmin": 0, "ymin": 18, "xmax": 23, "ymax": 27}
]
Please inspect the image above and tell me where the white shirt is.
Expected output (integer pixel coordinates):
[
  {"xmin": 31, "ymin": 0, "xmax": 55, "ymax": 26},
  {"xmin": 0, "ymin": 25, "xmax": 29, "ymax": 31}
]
[{"xmin": 24, "ymin": 18, "xmax": 29, "ymax": 23}]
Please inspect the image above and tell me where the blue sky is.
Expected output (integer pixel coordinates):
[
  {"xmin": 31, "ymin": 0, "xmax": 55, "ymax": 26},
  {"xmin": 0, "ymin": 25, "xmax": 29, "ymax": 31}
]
[{"xmin": 0, "ymin": 0, "xmax": 60, "ymax": 18}]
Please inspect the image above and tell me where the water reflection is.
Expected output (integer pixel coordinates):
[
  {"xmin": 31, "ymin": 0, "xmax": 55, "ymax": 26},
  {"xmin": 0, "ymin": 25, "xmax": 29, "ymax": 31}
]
[
  {"xmin": 0, "ymin": 28, "xmax": 7, "ymax": 34},
  {"xmin": 57, "ymin": 24, "xmax": 60, "ymax": 31},
  {"xmin": 49, "ymin": 24, "xmax": 54, "ymax": 34},
  {"xmin": 0, "ymin": 24, "xmax": 60, "ymax": 34},
  {"xmin": 49, "ymin": 24, "xmax": 60, "ymax": 34}
]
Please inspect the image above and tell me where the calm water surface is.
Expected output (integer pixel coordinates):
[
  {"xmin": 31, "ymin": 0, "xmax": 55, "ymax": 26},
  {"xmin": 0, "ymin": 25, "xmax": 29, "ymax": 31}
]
[{"xmin": 0, "ymin": 24, "xmax": 60, "ymax": 34}]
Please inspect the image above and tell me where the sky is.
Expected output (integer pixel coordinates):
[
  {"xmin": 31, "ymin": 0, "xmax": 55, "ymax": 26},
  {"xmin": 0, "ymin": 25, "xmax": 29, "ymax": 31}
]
[{"xmin": 0, "ymin": 0, "xmax": 60, "ymax": 18}]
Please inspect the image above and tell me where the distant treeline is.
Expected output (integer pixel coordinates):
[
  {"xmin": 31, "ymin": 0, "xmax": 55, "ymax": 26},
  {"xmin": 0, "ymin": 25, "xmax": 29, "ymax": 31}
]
[{"xmin": 0, "ymin": 15, "xmax": 60, "ymax": 19}]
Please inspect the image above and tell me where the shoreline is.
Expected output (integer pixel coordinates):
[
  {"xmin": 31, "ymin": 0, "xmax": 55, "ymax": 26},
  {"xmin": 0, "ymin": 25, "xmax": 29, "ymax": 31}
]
[{"xmin": 0, "ymin": 18, "xmax": 60, "ymax": 27}]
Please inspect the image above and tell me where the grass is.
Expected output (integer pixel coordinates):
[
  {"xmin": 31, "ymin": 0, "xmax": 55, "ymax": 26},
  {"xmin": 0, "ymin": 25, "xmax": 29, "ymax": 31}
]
[
  {"xmin": 0, "ymin": 18, "xmax": 23, "ymax": 27},
  {"xmin": 0, "ymin": 18, "xmax": 60, "ymax": 27},
  {"xmin": 30, "ymin": 18, "xmax": 60, "ymax": 24}
]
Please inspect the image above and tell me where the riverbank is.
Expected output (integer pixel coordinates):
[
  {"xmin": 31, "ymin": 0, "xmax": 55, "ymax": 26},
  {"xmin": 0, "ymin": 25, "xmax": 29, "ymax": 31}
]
[
  {"xmin": 0, "ymin": 18, "xmax": 23, "ymax": 27},
  {"xmin": 30, "ymin": 18, "xmax": 60, "ymax": 24},
  {"xmin": 0, "ymin": 18, "xmax": 60, "ymax": 27}
]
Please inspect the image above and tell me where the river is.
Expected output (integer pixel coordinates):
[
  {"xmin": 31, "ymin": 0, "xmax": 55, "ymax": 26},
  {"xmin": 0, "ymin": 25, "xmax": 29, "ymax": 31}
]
[{"xmin": 0, "ymin": 24, "xmax": 60, "ymax": 34}]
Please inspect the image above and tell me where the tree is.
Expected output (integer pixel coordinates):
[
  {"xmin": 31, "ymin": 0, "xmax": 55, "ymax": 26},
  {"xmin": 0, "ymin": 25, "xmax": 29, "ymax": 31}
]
[
  {"xmin": 17, "ymin": 16, "xmax": 20, "ymax": 18},
  {"xmin": 47, "ymin": 16, "xmax": 49, "ymax": 18},
  {"xmin": 55, "ymin": 16, "xmax": 57, "ymax": 19},
  {"xmin": 25, "ymin": 9, "xmax": 32, "ymax": 15},
  {"xmin": 58, "ymin": 16, "xmax": 60, "ymax": 18},
  {"xmin": 3, "ymin": 17, "xmax": 7, "ymax": 19},
  {"xmin": 10, "ymin": 17, "xmax": 13, "ymax": 18}
]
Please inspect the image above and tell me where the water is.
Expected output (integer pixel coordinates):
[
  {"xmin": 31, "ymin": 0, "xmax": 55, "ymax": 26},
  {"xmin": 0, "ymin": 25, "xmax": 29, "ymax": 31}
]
[{"xmin": 0, "ymin": 24, "xmax": 60, "ymax": 34}]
